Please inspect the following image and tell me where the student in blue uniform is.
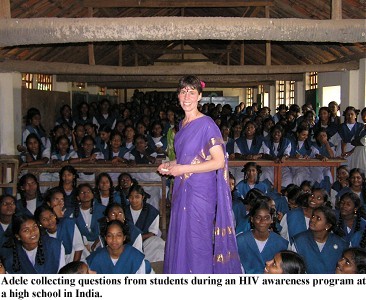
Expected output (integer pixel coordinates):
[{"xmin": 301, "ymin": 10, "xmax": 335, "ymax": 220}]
[
  {"xmin": 95, "ymin": 173, "xmax": 122, "ymax": 207},
  {"xmin": 86, "ymin": 220, "xmax": 151, "ymax": 274},
  {"xmin": 280, "ymin": 187, "xmax": 331, "ymax": 242},
  {"xmin": 73, "ymin": 183, "xmax": 105, "ymax": 257},
  {"xmin": 229, "ymin": 172, "xmax": 246, "ymax": 234},
  {"xmin": 335, "ymin": 247, "xmax": 366, "ymax": 274},
  {"xmin": 236, "ymin": 162, "xmax": 267, "ymax": 199},
  {"xmin": 16, "ymin": 173, "xmax": 43, "ymax": 217},
  {"xmin": 0, "ymin": 214, "xmax": 65, "ymax": 274},
  {"xmin": 291, "ymin": 206, "xmax": 348, "ymax": 274},
  {"xmin": 34, "ymin": 204, "xmax": 84, "ymax": 264},
  {"xmin": 335, "ymin": 192, "xmax": 366, "ymax": 244},
  {"xmin": 336, "ymin": 168, "xmax": 366, "ymax": 209},
  {"xmin": 236, "ymin": 200, "xmax": 288, "ymax": 274},
  {"xmin": 264, "ymin": 250, "xmax": 306, "ymax": 274},
  {"xmin": 0, "ymin": 195, "xmax": 16, "ymax": 248},
  {"xmin": 125, "ymin": 185, "xmax": 165, "ymax": 263},
  {"xmin": 58, "ymin": 166, "xmax": 79, "ymax": 216}
]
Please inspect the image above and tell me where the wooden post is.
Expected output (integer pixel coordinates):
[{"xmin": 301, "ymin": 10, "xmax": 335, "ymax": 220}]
[
  {"xmin": 0, "ymin": 0, "xmax": 11, "ymax": 18},
  {"xmin": 332, "ymin": 0, "xmax": 342, "ymax": 20},
  {"xmin": 265, "ymin": 6, "xmax": 271, "ymax": 66}
]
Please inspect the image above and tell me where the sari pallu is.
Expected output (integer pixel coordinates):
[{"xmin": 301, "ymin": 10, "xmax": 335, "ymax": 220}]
[{"xmin": 163, "ymin": 116, "xmax": 241, "ymax": 274}]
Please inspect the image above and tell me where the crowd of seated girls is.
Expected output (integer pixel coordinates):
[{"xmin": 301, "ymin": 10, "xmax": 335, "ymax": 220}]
[
  {"xmin": 6, "ymin": 94, "xmax": 366, "ymax": 274},
  {"xmin": 0, "ymin": 167, "xmax": 164, "ymax": 274}
]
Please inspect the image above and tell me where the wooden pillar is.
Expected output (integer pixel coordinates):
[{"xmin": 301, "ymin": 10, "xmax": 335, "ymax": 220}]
[
  {"xmin": 0, "ymin": 0, "xmax": 11, "ymax": 18},
  {"xmin": 240, "ymin": 41, "xmax": 245, "ymax": 65},
  {"xmin": 265, "ymin": 6, "xmax": 271, "ymax": 66},
  {"xmin": 332, "ymin": 0, "xmax": 342, "ymax": 20},
  {"xmin": 88, "ymin": 7, "xmax": 95, "ymax": 65}
]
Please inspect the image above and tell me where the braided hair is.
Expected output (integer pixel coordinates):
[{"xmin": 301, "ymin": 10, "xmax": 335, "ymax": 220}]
[
  {"xmin": 74, "ymin": 183, "xmax": 95, "ymax": 218},
  {"xmin": 11, "ymin": 214, "xmax": 45, "ymax": 272},
  {"xmin": 242, "ymin": 162, "xmax": 262, "ymax": 184},
  {"xmin": 104, "ymin": 219, "xmax": 131, "ymax": 245},
  {"xmin": 127, "ymin": 184, "xmax": 150, "ymax": 212}
]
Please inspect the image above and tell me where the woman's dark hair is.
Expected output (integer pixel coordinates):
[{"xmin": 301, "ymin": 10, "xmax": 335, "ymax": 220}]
[
  {"xmin": 242, "ymin": 162, "xmax": 262, "ymax": 183},
  {"xmin": 34, "ymin": 204, "xmax": 59, "ymax": 230},
  {"xmin": 74, "ymin": 183, "xmax": 95, "ymax": 217},
  {"xmin": 77, "ymin": 101, "xmax": 90, "ymax": 119},
  {"xmin": 55, "ymin": 135, "xmax": 71, "ymax": 153},
  {"xmin": 43, "ymin": 186, "xmax": 66, "ymax": 206},
  {"xmin": 58, "ymin": 261, "xmax": 88, "ymax": 274},
  {"xmin": 104, "ymin": 220, "xmax": 130, "ymax": 245},
  {"xmin": 11, "ymin": 214, "xmax": 45, "ymax": 272},
  {"xmin": 0, "ymin": 194, "xmax": 16, "ymax": 207},
  {"xmin": 249, "ymin": 199, "xmax": 277, "ymax": 232},
  {"xmin": 342, "ymin": 106, "xmax": 360, "ymax": 119},
  {"xmin": 278, "ymin": 250, "xmax": 306, "ymax": 274},
  {"xmin": 98, "ymin": 124, "xmax": 112, "ymax": 135},
  {"xmin": 24, "ymin": 108, "xmax": 46, "ymax": 137},
  {"xmin": 342, "ymin": 247, "xmax": 366, "ymax": 274},
  {"xmin": 314, "ymin": 128, "xmax": 330, "ymax": 146},
  {"xmin": 243, "ymin": 188, "xmax": 265, "ymax": 206},
  {"xmin": 310, "ymin": 187, "xmax": 331, "ymax": 208},
  {"xmin": 337, "ymin": 192, "xmax": 366, "ymax": 237},
  {"xmin": 312, "ymin": 206, "xmax": 343, "ymax": 236},
  {"xmin": 177, "ymin": 75, "xmax": 203, "ymax": 94},
  {"xmin": 17, "ymin": 173, "xmax": 42, "ymax": 209},
  {"xmin": 95, "ymin": 172, "xmax": 115, "ymax": 206},
  {"xmin": 59, "ymin": 165, "xmax": 78, "ymax": 189}
]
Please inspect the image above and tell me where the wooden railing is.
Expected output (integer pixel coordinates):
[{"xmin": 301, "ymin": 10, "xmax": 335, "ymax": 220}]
[
  {"xmin": 228, "ymin": 158, "xmax": 346, "ymax": 192},
  {"xmin": 0, "ymin": 155, "xmax": 346, "ymax": 238}
]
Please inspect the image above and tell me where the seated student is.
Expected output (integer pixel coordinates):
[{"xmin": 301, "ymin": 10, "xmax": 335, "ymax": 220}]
[
  {"xmin": 124, "ymin": 185, "xmax": 165, "ymax": 263},
  {"xmin": 335, "ymin": 192, "xmax": 366, "ymax": 244},
  {"xmin": 94, "ymin": 173, "xmax": 123, "ymax": 207},
  {"xmin": 98, "ymin": 202, "xmax": 143, "ymax": 253},
  {"xmin": 0, "ymin": 195, "xmax": 16, "ymax": 248},
  {"xmin": 35, "ymin": 204, "xmax": 84, "ymax": 264},
  {"xmin": 86, "ymin": 220, "xmax": 152, "ymax": 274},
  {"xmin": 291, "ymin": 206, "xmax": 348, "ymax": 274},
  {"xmin": 260, "ymin": 124, "xmax": 291, "ymax": 188},
  {"xmin": 69, "ymin": 135, "xmax": 104, "ymax": 182},
  {"xmin": 335, "ymin": 247, "xmax": 366, "ymax": 274},
  {"xmin": 71, "ymin": 124, "xmax": 86, "ymax": 153},
  {"xmin": 280, "ymin": 187, "xmax": 331, "ymax": 242},
  {"xmin": 236, "ymin": 200, "xmax": 288, "ymax": 274},
  {"xmin": 330, "ymin": 166, "xmax": 349, "ymax": 209},
  {"xmin": 121, "ymin": 125, "xmax": 136, "ymax": 162},
  {"xmin": 336, "ymin": 168, "xmax": 366, "ymax": 209},
  {"xmin": 282, "ymin": 126, "xmax": 313, "ymax": 187},
  {"xmin": 228, "ymin": 172, "xmax": 246, "ymax": 233},
  {"xmin": 129, "ymin": 135, "xmax": 161, "ymax": 210},
  {"xmin": 95, "ymin": 124, "xmax": 112, "ymax": 159},
  {"xmin": 228, "ymin": 121, "xmax": 263, "ymax": 161},
  {"xmin": 310, "ymin": 128, "xmax": 335, "ymax": 193},
  {"xmin": 73, "ymin": 183, "xmax": 105, "ymax": 259},
  {"xmin": 58, "ymin": 261, "xmax": 96, "ymax": 274},
  {"xmin": 264, "ymin": 250, "xmax": 306, "ymax": 274},
  {"xmin": 58, "ymin": 165, "xmax": 79, "ymax": 215},
  {"xmin": 18, "ymin": 107, "xmax": 50, "ymax": 153},
  {"xmin": 74, "ymin": 102, "xmax": 93, "ymax": 126},
  {"xmin": 16, "ymin": 173, "xmax": 43, "ymax": 217},
  {"xmin": 115, "ymin": 172, "xmax": 136, "ymax": 206},
  {"xmin": 55, "ymin": 104, "xmax": 75, "ymax": 129},
  {"xmin": 0, "ymin": 214, "xmax": 65, "ymax": 274},
  {"xmin": 300, "ymin": 180, "xmax": 313, "ymax": 194},
  {"xmin": 147, "ymin": 121, "xmax": 167, "ymax": 157},
  {"xmin": 236, "ymin": 162, "xmax": 267, "ymax": 200}
]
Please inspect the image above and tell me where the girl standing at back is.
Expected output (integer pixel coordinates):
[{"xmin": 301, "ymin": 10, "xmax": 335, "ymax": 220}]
[
  {"xmin": 17, "ymin": 173, "xmax": 43, "ymax": 217},
  {"xmin": 0, "ymin": 195, "xmax": 16, "ymax": 248},
  {"xmin": 95, "ymin": 173, "xmax": 122, "ymax": 207}
]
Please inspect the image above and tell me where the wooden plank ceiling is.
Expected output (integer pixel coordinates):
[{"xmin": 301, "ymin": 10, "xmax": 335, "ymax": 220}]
[{"xmin": 0, "ymin": 0, "xmax": 365, "ymax": 88}]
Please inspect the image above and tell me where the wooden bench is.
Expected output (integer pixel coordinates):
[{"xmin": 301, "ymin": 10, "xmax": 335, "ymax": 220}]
[{"xmin": 0, "ymin": 155, "xmax": 19, "ymax": 197}]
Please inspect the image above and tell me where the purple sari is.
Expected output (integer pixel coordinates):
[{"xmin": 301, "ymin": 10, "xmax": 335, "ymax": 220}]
[{"xmin": 163, "ymin": 116, "xmax": 242, "ymax": 274}]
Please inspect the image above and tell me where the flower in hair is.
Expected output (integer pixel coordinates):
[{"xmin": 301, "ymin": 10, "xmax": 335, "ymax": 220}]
[{"xmin": 200, "ymin": 81, "xmax": 206, "ymax": 89}]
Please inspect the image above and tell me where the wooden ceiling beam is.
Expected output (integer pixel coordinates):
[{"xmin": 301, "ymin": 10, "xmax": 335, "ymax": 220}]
[
  {"xmin": 82, "ymin": 0, "xmax": 274, "ymax": 8},
  {"xmin": 0, "ymin": 0, "xmax": 11, "ymax": 18},
  {"xmin": 0, "ymin": 59, "xmax": 359, "ymax": 75},
  {"xmin": 0, "ymin": 17, "xmax": 364, "ymax": 47},
  {"xmin": 56, "ymin": 74, "xmax": 304, "ymax": 83}
]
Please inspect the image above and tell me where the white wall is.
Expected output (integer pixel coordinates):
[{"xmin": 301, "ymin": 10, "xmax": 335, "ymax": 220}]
[{"xmin": 0, "ymin": 72, "xmax": 22, "ymax": 154}]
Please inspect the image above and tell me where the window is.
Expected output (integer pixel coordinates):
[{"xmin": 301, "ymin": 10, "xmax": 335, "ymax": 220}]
[
  {"xmin": 309, "ymin": 72, "xmax": 318, "ymax": 89},
  {"xmin": 36, "ymin": 74, "xmax": 53, "ymax": 91},
  {"xmin": 246, "ymin": 88, "xmax": 253, "ymax": 106},
  {"xmin": 22, "ymin": 73, "xmax": 33, "ymax": 89},
  {"xmin": 289, "ymin": 81, "xmax": 295, "ymax": 105},
  {"xmin": 277, "ymin": 80, "xmax": 285, "ymax": 107}
]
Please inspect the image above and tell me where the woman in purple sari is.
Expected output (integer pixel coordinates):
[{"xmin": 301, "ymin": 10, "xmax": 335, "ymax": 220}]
[{"xmin": 158, "ymin": 75, "xmax": 242, "ymax": 274}]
